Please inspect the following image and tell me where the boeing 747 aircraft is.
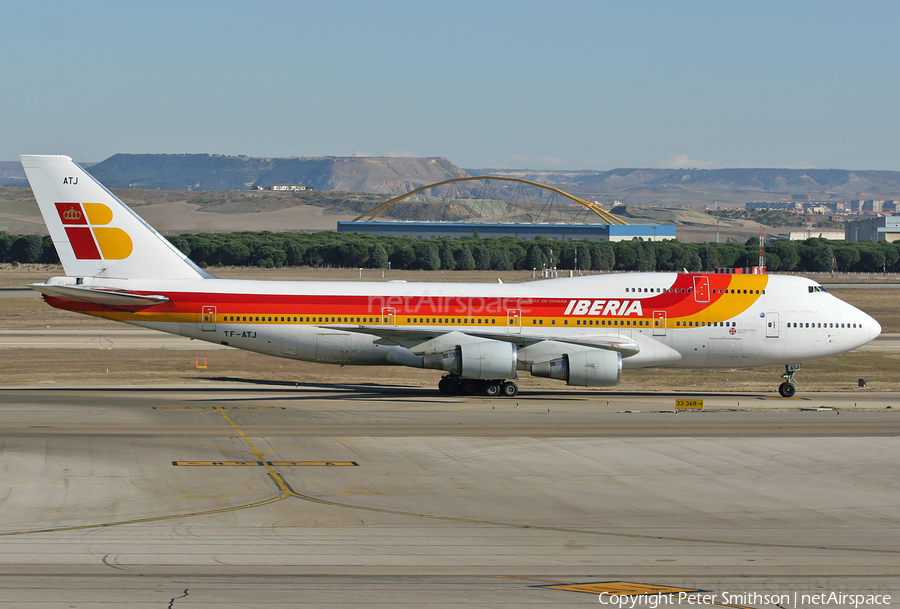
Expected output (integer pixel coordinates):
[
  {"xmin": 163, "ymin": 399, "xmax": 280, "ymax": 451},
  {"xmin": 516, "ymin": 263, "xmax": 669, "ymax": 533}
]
[{"xmin": 21, "ymin": 155, "xmax": 881, "ymax": 397}]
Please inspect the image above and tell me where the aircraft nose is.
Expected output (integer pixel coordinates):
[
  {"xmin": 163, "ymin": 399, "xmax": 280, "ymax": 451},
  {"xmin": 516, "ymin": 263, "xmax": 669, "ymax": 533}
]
[{"xmin": 868, "ymin": 314, "xmax": 882, "ymax": 342}]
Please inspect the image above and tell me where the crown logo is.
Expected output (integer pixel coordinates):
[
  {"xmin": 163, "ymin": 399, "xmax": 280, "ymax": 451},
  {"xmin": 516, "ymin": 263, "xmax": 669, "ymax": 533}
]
[{"xmin": 62, "ymin": 208, "xmax": 82, "ymax": 220}]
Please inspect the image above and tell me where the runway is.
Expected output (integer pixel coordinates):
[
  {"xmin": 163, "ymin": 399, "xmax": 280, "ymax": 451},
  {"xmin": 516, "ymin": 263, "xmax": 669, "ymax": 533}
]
[{"xmin": 0, "ymin": 385, "xmax": 898, "ymax": 607}]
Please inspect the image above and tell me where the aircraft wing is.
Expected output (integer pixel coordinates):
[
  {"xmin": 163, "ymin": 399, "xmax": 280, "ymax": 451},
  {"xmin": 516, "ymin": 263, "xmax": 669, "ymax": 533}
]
[
  {"xmin": 30, "ymin": 283, "xmax": 169, "ymax": 309},
  {"xmin": 324, "ymin": 325, "xmax": 640, "ymax": 357}
]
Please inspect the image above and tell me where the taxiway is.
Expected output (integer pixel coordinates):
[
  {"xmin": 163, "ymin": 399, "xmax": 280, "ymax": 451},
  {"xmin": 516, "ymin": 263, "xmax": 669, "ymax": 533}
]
[{"xmin": 0, "ymin": 386, "xmax": 897, "ymax": 607}]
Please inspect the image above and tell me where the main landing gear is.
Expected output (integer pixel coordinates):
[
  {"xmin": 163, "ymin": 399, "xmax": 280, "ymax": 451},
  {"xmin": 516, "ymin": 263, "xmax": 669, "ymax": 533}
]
[
  {"xmin": 778, "ymin": 363, "xmax": 802, "ymax": 398},
  {"xmin": 438, "ymin": 374, "xmax": 519, "ymax": 397}
]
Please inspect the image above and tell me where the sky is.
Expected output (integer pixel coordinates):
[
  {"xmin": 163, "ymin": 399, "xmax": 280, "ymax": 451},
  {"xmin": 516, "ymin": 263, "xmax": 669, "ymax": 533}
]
[{"xmin": 3, "ymin": 1, "xmax": 899, "ymax": 170}]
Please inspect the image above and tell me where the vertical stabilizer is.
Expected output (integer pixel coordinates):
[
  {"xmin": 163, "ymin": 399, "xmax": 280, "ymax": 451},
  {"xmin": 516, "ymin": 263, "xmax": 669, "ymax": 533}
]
[{"xmin": 20, "ymin": 155, "xmax": 208, "ymax": 280}]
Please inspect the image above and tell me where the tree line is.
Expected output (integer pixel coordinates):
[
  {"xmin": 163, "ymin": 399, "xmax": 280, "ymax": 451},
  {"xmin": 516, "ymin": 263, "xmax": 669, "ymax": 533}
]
[{"xmin": 2, "ymin": 231, "xmax": 900, "ymax": 274}]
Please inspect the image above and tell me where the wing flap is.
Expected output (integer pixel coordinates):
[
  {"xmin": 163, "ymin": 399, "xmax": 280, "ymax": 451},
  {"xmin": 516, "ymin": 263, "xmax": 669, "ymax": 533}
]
[{"xmin": 324, "ymin": 325, "xmax": 640, "ymax": 356}]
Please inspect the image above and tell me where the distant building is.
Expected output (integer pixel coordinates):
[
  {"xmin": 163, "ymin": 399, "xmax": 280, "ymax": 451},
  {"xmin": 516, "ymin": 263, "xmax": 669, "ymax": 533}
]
[
  {"xmin": 788, "ymin": 231, "xmax": 845, "ymax": 241},
  {"xmin": 862, "ymin": 200, "xmax": 885, "ymax": 214},
  {"xmin": 270, "ymin": 183, "xmax": 309, "ymax": 191},
  {"xmin": 745, "ymin": 201, "xmax": 803, "ymax": 212},
  {"xmin": 844, "ymin": 216, "xmax": 900, "ymax": 242},
  {"xmin": 337, "ymin": 221, "xmax": 676, "ymax": 242}
]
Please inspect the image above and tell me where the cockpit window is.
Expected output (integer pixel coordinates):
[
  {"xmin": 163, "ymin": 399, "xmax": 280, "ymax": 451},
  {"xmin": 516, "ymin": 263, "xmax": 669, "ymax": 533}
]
[{"xmin": 808, "ymin": 286, "xmax": 828, "ymax": 293}]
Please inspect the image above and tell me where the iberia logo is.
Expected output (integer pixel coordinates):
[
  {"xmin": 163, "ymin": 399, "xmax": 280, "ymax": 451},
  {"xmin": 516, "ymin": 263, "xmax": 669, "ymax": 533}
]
[{"xmin": 55, "ymin": 202, "xmax": 133, "ymax": 260}]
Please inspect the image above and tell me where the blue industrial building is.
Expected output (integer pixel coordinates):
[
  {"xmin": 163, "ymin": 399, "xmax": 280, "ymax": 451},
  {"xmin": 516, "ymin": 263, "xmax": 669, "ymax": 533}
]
[{"xmin": 336, "ymin": 221, "xmax": 676, "ymax": 241}]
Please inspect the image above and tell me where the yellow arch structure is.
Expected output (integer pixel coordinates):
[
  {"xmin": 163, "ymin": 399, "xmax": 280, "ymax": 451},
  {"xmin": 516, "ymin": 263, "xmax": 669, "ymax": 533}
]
[{"xmin": 352, "ymin": 175, "xmax": 627, "ymax": 225}]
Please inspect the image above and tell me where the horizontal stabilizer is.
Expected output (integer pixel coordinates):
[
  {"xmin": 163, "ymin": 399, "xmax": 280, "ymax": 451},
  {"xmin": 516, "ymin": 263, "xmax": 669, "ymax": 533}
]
[{"xmin": 30, "ymin": 283, "xmax": 169, "ymax": 309}]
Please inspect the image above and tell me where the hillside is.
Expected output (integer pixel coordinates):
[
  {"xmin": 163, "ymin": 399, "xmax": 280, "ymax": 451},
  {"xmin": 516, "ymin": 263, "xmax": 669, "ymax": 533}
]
[
  {"xmin": 470, "ymin": 167, "xmax": 900, "ymax": 206},
  {"xmin": 0, "ymin": 185, "xmax": 837, "ymax": 242},
  {"xmin": 0, "ymin": 161, "xmax": 27, "ymax": 187},
  {"xmin": 87, "ymin": 154, "xmax": 469, "ymax": 193},
  {"xmin": 0, "ymin": 161, "xmax": 96, "ymax": 187}
]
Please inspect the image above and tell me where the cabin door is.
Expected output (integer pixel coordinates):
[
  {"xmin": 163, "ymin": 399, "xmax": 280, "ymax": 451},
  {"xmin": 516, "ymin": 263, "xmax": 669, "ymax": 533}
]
[
  {"xmin": 766, "ymin": 312, "xmax": 780, "ymax": 338},
  {"xmin": 507, "ymin": 309, "xmax": 522, "ymax": 334},
  {"xmin": 693, "ymin": 276, "xmax": 710, "ymax": 303},
  {"xmin": 652, "ymin": 310, "xmax": 667, "ymax": 336},
  {"xmin": 201, "ymin": 306, "xmax": 216, "ymax": 331},
  {"xmin": 382, "ymin": 307, "xmax": 396, "ymax": 326}
]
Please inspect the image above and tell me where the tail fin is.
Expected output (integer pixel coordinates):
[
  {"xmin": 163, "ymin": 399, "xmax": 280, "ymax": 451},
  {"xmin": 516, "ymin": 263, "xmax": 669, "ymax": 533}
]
[{"xmin": 20, "ymin": 155, "xmax": 209, "ymax": 280}]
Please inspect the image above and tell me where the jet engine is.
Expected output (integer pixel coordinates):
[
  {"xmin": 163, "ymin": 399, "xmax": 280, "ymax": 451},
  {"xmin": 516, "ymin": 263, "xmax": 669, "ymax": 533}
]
[
  {"xmin": 422, "ymin": 341, "xmax": 517, "ymax": 380},
  {"xmin": 530, "ymin": 350, "xmax": 622, "ymax": 387}
]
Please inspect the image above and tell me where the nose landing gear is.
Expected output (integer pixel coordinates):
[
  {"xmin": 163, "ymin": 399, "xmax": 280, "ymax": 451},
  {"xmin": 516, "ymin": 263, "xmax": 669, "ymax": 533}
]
[{"xmin": 778, "ymin": 363, "xmax": 801, "ymax": 397}]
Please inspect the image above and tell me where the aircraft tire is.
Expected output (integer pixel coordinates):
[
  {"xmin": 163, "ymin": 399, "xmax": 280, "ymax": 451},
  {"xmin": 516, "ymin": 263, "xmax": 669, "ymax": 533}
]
[
  {"xmin": 778, "ymin": 382, "xmax": 796, "ymax": 398},
  {"xmin": 438, "ymin": 376, "xmax": 458, "ymax": 395},
  {"xmin": 485, "ymin": 382, "xmax": 502, "ymax": 397},
  {"xmin": 459, "ymin": 380, "xmax": 477, "ymax": 395}
]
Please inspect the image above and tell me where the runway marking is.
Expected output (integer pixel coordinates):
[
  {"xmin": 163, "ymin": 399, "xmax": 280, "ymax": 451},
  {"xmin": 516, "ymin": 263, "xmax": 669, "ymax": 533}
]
[
  {"xmin": 0, "ymin": 493, "xmax": 288, "ymax": 536},
  {"xmin": 172, "ymin": 461, "xmax": 358, "ymax": 466},
  {"xmin": 543, "ymin": 581, "xmax": 697, "ymax": 595},
  {"xmin": 214, "ymin": 407, "xmax": 293, "ymax": 495},
  {"xmin": 153, "ymin": 406, "xmax": 286, "ymax": 410},
  {"xmin": 173, "ymin": 461, "xmax": 265, "ymax": 466},
  {"xmin": 537, "ymin": 580, "xmax": 755, "ymax": 608}
]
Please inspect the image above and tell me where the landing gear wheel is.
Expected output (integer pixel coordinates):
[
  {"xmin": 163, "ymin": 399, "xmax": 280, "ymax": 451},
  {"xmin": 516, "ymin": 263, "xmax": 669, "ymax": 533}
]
[
  {"xmin": 485, "ymin": 382, "xmax": 501, "ymax": 397},
  {"xmin": 438, "ymin": 376, "xmax": 458, "ymax": 395},
  {"xmin": 778, "ymin": 382, "xmax": 796, "ymax": 398},
  {"xmin": 459, "ymin": 380, "xmax": 477, "ymax": 395},
  {"xmin": 779, "ymin": 363, "xmax": 801, "ymax": 398},
  {"xmin": 502, "ymin": 381, "xmax": 519, "ymax": 397}
]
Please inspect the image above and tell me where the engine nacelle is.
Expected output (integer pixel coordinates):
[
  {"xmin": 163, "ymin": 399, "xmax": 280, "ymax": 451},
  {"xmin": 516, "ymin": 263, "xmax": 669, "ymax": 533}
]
[
  {"xmin": 422, "ymin": 341, "xmax": 517, "ymax": 379},
  {"xmin": 530, "ymin": 350, "xmax": 622, "ymax": 387}
]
